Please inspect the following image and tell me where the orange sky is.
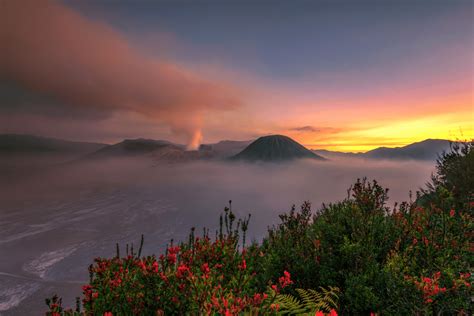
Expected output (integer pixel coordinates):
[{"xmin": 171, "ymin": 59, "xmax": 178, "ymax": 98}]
[
  {"xmin": 285, "ymin": 95, "xmax": 473, "ymax": 152},
  {"xmin": 1, "ymin": 1, "xmax": 473, "ymax": 152}
]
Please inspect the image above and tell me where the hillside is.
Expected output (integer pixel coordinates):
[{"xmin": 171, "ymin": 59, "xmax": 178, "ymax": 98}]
[
  {"xmin": 87, "ymin": 138, "xmax": 217, "ymax": 162},
  {"xmin": 312, "ymin": 149, "xmax": 362, "ymax": 159},
  {"xmin": 86, "ymin": 138, "xmax": 179, "ymax": 159},
  {"xmin": 199, "ymin": 140, "xmax": 253, "ymax": 158},
  {"xmin": 313, "ymin": 139, "xmax": 455, "ymax": 161},
  {"xmin": 0, "ymin": 134, "xmax": 106, "ymax": 155},
  {"xmin": 363, "ymin": 139, "xmax": 452, "ymax": 160},
  {"xmin": 232, "ymin": 135, "xmax": 325, "ymax": 162}
]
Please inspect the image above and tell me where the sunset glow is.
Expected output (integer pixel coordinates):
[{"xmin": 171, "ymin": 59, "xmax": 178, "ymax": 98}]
[
  {"xmin": 1, "ymin": 0, "xmax": 472, "ymax": 151},
  {"xmin": 1, "ymin": 1, "xmax": 473, "ymax": 313}
]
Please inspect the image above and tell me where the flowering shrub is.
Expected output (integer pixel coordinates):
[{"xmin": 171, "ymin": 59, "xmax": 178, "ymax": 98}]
[
  {"xmin": 387, "ymin": 186, "xmax": 473, "ymax": 313},
  {"xmin": 405, "ymin": 272, "xmax": 447, "ymax": 304},
  {"xmin": 46, "ymin": 207, "xmax": 294, "ymax": 315},
  {"xmin": 46, "ymin": 141, "xmax": 473, "ymax": 315}
]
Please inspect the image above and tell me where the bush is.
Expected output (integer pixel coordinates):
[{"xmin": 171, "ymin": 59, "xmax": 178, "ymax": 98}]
[
  {"xmin": 46, "ymin": 207, "xmax": 293, "ymax": 315},
  {"xmin": 46, "ymin": 142, "xmax": 473, "ymax": 315}
]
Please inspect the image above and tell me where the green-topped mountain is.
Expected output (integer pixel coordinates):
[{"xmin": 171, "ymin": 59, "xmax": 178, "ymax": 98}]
[{"xmin": 231, "ymin": 135, "xmax": 325, "ymax": 162}]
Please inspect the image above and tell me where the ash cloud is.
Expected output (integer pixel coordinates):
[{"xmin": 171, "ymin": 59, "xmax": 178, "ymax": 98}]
[{"xmin": 0, "ymin": 0, "xmax": 240, "ymax": 147}]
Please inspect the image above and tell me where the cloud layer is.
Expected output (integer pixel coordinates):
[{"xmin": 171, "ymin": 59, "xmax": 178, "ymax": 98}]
[{"xmin": 1, "ymin": 0, "xmax": 240, "ymax": 148}]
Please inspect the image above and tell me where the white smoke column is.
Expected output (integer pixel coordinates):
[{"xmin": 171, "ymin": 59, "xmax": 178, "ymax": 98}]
[{"xmin": 187, "ymin": 129, "xmax": 203, "ymax": 150}]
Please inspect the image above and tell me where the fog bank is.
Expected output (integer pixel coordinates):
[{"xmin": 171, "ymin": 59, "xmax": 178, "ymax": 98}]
[{"xmin": 0, "ymin": 158, "xmax": 434, "ymax": 314}]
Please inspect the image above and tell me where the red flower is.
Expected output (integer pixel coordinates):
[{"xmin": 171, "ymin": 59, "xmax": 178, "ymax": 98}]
[
  {"xmin": 152, "ymin": 261, "xmax": 159, "ymax": 273},
  {"xmin": 329, "ymin": 309, "xmax": 338, "ymax": 316},
  {"xmin": 137, "ymin": 260, "xmax": 147, "ymax": 272},
  {"xmin": 159, "ymin": 271, "xmax": 168, "ymax": 282},
  {"xmin": 422, "ymin": 237, "xmax": 429, "ymax": 246},
  {"xmin": 176, "ymin": 263, "xmax": 190, "ymax": 278},
  {"xmin": 104, "ymin": 312, "xmax": 113, "ymax": 316},
  {"xmin": 278, "ymin": 271, "xmax": 293, "ymax": 288},
  {"xmin": 237, "ymin": 259, "xmax": 247, "ymax": 270},
  {"xmin": 201, "ymin": 263, "xmax": 210, "ymax": 276},
  {"xmin": 315, "ymin": 312, "xmax": 324, "ymax": 316},
  {"xmin": 270, "ymin": 303, "xmax": 280, "ymax": 311},
  {"xmin": 450, "ymin": 209, "xmax": 455, "ymax": 217},
  {"xmin": 167, "ymin": 246, "xmax": 180, "ymax": 265}
]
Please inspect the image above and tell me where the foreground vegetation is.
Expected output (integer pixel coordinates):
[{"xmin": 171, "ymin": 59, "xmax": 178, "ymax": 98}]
[{"xmin": 46, "ymin": 142, "xmax": 473, "ymax": 315}]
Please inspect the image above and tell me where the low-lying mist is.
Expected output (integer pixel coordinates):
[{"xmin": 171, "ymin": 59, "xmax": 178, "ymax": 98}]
[
  {"xmin": 0, "ymin": 157, "xmax": 435, "ymax": 314},
  {"xmin": 2, "ymin": 157, "xmax": 436, "ymax": 240}
]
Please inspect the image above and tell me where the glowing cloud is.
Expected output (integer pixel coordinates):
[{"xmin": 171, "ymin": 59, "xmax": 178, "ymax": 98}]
[{"xmin": 0, "ymin": 0, "xmax": 240, "ymax": 148}]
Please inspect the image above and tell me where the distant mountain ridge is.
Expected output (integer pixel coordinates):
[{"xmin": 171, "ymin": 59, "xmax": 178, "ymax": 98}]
[
  {"xmin": 0, "ymin": 134, "xmax": 460, "ymax": 162},
  {"xmin": 363, "ymin": 139, "xmax": 452, "ymax": 160},
  {"xmin": 86, "ymin": 138, "xmax": 180, "ymax": 159},
  {"xmin": 86, "ymin": 138, "xmax": 218, "ymax": 162},
  {"xmin": 313, "ymin": 139, "xmax": 455, "ymax": 161},
  {"xmin": 199, "ymin": 140, "xmax": 253, "ymax": 158},
  {"xmin": 0, "ymin": 134, "xmax": 106, "ymax": 155},
  {"xmin": 312, "ymin": 149, "xmax": 361, "ymax": 159},
  {"xmin": 232, "ymin": 135, "xmax": 325, "ymax": 162}
]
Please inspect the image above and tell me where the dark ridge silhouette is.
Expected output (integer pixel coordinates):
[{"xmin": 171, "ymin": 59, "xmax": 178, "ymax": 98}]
[
  {"xmin": 231, "ymin": 135, "xmax": 325, "ymax": 162},
  {"xmin": 363, "ymin": 139, "xmax": 452, "ymax": 160},
  {"xmin": 312, "ymin": 149, "xmax": 362, "ymax": 159},
  {"xmin": 199, "ymin": 140, "xmax": 253, "ymax": 158},
  {"xmin": 313, "ymin": 139, "xmax": 457, "ymax": 161},
  {"xmin": 0, "ymin": 134, "xmax": 106, "ymax": 155},
  {"xmin": 86, "ymin": 138, "xmax": 217, "ymax": 162},
  {"xmin": 86, "ymin": 138, "xmax": 182, "ymax": 159},
  {"xmin": 1, "ymin": 134, "xmax": 458, "ymax": 162}
]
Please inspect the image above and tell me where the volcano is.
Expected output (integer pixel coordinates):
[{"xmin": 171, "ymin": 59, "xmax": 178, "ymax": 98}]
[{"xmin": 231, "ymin": 135, "xmax": 325, "ymax": 162}]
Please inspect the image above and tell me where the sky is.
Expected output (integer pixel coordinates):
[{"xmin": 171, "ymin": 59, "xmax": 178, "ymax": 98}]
[{"xmin": 1, "ymin": 0, "xmax": 473, "ymax": 151}]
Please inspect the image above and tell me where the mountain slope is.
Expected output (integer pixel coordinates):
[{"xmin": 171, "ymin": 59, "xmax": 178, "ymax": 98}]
[
  {"xmin": 86, "ymin": 138, "xmax": 181, "ymax": 159},
  {"xmin": 312, "ymin": 149, "xmax": 362, "ymax": 159},
  {"xmin": 199, "ymin": 140, "xmax": 253, "ymax": 158},
  {"xmin": 232, "ymin": 135, "xmax": 325, "ymax": 162},
  {"xmin": 364, "ymin": 139, "xmax": 452, "ymax": 160},
  {"xmin": 86, "ymin": 138, "xmax": 217, "ymax": 162},
  {"xmin": 0, "ymin": 134, "xmax": 106, "ymax": 155}
]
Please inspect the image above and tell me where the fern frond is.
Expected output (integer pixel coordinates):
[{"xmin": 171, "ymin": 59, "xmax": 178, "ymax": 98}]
[
  {"xmin": 273, "ymin": 294, "xmax": 306, "ymax": 315},
  {"xmin": 275, "ymin": 286, "xmax": 340, "ymax": 315}
]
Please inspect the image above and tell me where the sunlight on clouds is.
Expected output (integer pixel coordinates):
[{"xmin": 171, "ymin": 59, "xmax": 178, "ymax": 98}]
[{"xmin": 295, "ymin": 111, "xmax": 473, "ymax": 152}]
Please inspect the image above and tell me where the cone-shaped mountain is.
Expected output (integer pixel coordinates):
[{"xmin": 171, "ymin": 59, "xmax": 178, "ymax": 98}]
[{"xmin": 232, "ymin": 135, "xmax": 325, "ymax": 161}]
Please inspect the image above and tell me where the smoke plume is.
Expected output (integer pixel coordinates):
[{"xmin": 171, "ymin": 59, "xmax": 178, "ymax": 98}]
[{"xmin": 0, "ymin": 0, "xmax": 240, "ymax": 147}]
